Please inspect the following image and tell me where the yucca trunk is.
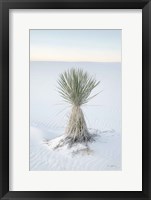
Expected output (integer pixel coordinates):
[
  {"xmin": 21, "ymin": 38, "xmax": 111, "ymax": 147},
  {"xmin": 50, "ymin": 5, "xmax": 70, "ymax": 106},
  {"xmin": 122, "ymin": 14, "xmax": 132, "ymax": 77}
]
[{"xmin": 65, "ymin": 105, "xmax": 91, "ymax": 143}]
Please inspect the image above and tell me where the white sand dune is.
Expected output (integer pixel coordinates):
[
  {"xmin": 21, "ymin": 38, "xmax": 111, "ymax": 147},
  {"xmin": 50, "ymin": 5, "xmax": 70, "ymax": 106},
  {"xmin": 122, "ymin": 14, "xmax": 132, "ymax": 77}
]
[
  {"xmin": 30, "ymin": 61, "xmax": 121, "ymax": 171},
  {"xmin": 30, "ymin": 127, "xmax": 121, "ymax": 171}
]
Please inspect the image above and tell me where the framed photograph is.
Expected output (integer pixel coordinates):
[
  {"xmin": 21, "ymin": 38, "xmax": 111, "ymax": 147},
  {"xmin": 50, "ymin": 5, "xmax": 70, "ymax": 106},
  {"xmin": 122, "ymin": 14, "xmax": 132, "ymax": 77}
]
[{"xmin": 0, "ymin": 0, "xmax": 151, "ymax": 199}]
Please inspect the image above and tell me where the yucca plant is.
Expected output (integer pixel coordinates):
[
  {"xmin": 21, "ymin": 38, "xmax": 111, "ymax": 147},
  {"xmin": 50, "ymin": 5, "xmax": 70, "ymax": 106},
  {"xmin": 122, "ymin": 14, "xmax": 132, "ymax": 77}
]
[{"xmin": 57, "ymin": 68, "xmax": 100, "ymax": 145}]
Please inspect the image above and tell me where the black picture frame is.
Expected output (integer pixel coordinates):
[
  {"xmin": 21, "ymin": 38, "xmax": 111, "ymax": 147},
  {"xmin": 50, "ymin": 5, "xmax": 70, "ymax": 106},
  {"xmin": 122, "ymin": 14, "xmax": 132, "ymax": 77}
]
[{"xmin": 0, "ymin": 0, "xmax": 151, "ymax": 199}]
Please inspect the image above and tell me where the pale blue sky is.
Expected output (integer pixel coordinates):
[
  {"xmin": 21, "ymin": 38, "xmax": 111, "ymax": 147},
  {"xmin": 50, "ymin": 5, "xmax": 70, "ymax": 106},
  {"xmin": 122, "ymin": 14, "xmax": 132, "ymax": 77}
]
[{"xmin": 30, "ymin": 30, "xmax": 121, "ymax": 62}]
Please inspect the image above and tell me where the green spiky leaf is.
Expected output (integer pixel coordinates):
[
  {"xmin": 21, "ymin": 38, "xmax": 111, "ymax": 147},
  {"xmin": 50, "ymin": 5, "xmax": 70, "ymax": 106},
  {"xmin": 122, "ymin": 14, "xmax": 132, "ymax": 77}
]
[{"xmin": 57, "ymin": 68, "xmax": 100, "ymax": 106}]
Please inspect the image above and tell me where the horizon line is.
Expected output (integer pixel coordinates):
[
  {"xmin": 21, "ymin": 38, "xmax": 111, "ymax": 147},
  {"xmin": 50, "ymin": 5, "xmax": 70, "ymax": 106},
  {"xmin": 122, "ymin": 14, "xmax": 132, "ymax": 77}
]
[{"xmin": 30, "ymin": 60, "xmax": 121, "ymax": 63}]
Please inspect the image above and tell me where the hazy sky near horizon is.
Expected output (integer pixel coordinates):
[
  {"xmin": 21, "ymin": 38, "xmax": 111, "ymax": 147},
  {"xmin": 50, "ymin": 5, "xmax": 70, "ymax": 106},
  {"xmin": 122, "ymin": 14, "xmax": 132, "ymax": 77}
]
[{"xmin": 30, "ymin": 30, "xmax": 121, "ymax": 62}]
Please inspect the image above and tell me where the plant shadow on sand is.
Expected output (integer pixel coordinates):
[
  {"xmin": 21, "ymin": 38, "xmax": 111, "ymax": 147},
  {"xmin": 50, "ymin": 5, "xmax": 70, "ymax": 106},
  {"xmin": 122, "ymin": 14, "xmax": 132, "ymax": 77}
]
[{"xmin": 43, "ymin": 129, "xmax": 115, "ymax": 157}]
